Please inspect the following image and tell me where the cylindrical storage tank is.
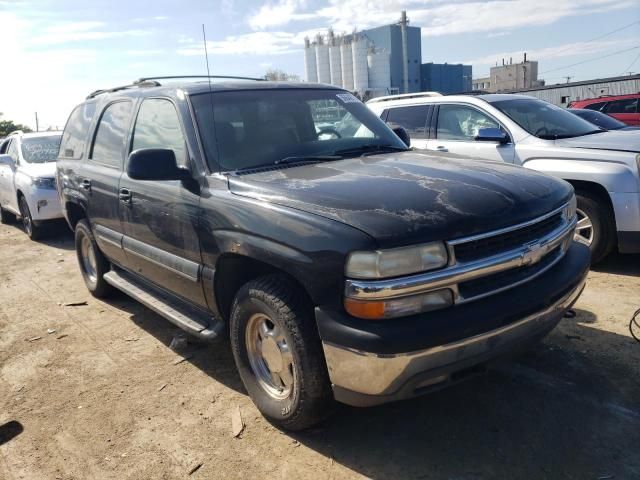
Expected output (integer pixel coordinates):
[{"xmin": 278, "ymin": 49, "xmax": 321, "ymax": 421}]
[
  {"xmin": 329, "ymin": 44, "xmax": 342, "ymax": 87},
  {"xmin": 367, "ymin": 49, "xmax": 390, "ymax": 90},
  {"xmin": 304, "ymin": 40, "xmax": 318, "ymax": 83},
  {"xmin": 315, "ymin": 42, "xmax": 330, "ymax": 84},
  {"xmin": 352, "ymin": 37, "xmax": 369, "ymax": 93},
  {"xmin": 340, "ymin": 41, "xmax": 354, "ymax": 91}
]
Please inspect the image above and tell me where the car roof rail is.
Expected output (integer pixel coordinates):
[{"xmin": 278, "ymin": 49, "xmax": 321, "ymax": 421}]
[
  {"xmin": 367, "ymin": 91, "xmax": 443, "ymax": 104},
  {"xmin": 134, "ymin": 75, "xmax": 266, "ymax": 83},
  {"xmin": 85, "ymin": 80, "xmax": 162, "ymax": 99},
  {"xmin": 8, "ymin": 130, "xmax": 23, "ymax": 136}
]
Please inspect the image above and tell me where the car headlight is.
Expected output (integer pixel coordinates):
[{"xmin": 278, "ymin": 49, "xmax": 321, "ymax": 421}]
[
  {"xmin": 31, "ymin": 177, "xmax": 56, "ymax": 190},
  {"xmin": 345, "ymin": 241, "xmax": 448, "ymax": 279},
  {"xmin": 563, "ymin": 194, "xmax": 577, "ymax": 222}
]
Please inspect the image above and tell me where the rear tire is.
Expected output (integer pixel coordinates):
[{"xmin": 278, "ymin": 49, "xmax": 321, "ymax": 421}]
[
  {"xmin": 18, "ymin": 195, "xmax": 44, "ymax": 240},
  {"xmin": 0, "ymin": 205, "xmax": 16, "ymax": 224},
  {"xmin": 75, "ymin": 219, "xmax": 113, "ymax": 298},
  {"xmin": 575, "ymin": 192, "xmax": 615, "ymax": 264},
  {"xmin": 229, "ymin": 274, "xmax": 334, "ymax": 431}
]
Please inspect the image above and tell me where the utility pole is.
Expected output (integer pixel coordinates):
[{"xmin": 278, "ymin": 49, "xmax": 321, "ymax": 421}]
[
  {"xmin": 35, "ymin": 112, "xmax": 39, "ymax": 132},
  {"xmin": 564, "ymin": 76, "xmax": 572, "ymax": 83}
]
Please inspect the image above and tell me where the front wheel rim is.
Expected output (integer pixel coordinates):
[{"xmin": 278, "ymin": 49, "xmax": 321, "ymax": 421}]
[
  {"xmin": 79, "ymin": 235, "xmax": 98, "ymax": 283},
  {"xmin": 245, "ymin": 313, "xmax": 295, "ymax": 401},
  {"xmin": 20, "ymin": 198, "xmax": 32, "ymax": 235},
  {"xmin": 574, "ymin": 208, "xmax": 594, "ymax": 247}
]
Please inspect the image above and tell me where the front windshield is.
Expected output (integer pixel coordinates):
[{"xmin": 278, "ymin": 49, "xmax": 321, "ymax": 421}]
[
  {"xmin": 489, "ymin": 98, "xmax": 602, "ymax": 139},
  {"xmin": 191, "ymin": 89, "xmax": 407, "ymax": 171},
  {"xmin": 20, "ymin": 135, "xmax": 62, "ymax": 163},
  {"xmin": 570, "ymin": 109, "xmax": 626, "ymax": 130}
]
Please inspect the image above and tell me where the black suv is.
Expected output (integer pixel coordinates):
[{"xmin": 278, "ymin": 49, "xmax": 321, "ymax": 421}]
[{"xmin": 57, "ymin": 77, "xmax": 590, "ymax": 430}]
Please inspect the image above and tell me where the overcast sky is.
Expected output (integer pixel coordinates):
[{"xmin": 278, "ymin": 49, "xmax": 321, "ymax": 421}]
[{"xmin": 1, "ymin": 0, "xmax": 639, "ymax": 129}]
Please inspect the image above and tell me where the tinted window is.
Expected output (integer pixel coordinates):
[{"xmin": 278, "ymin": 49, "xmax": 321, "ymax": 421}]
[
  {"xmin": 59, "ymin": 102, "xmax": 97, "ymax": 159},
  {"xmin": 604, "ymin": 98, "xmax": 638, "ymax": 114},
  {"xmin": 0, "ymin": 139, "xmax": 9, "ymax": 154},
  {"xmin": 386, "ymin": 106, "xmax": 428, "ymax": 139},
  {"xmin": 21, "ymin": 135, "xmax": 62, "ymax": 163},
  {"xmin": 569, "ymin": 109, "xmax": 626, "ymax": 130},
  {"xmin": 132, "ymin": 99, "xmax": 187, "ymax": 167},
  {"xmin": 90, "ymin": 101, "xmax": 133, "ymax": 168},
  {"xmin": 436, "ymin": 104, "xmax": 499, "ymax": 140},
  {"xmin": 583, "ymin": 101, "xmax": 607, "ymax": 111}
]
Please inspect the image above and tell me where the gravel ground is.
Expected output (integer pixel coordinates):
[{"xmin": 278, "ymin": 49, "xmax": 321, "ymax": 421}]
[{"xmin": 1, "ymin": 220, "xmax": 639, "ymax": 480}]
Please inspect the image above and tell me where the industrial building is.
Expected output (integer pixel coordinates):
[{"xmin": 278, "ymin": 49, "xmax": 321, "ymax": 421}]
[
  {"xmin": 421, "ymin": 63, "xmax": 472, "ymax": 94},
  {"xmin": 472, "ymin": 55, "xmax": 543, "ymax": 92},
  {"xmin": 511, "ymin": 74, "xmax": 640, "ymax": 107},
  {"xmin": 303, "ymin": 11, "xmax": 422, "ymax": 98}
]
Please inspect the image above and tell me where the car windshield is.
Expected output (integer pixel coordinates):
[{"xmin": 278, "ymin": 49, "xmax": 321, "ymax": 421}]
[
  {"xmin": 489, "ymin": 98, "xmax": 603, "ymax": 139},
  {"xmin": 190, "ymin": 89, "xmax": 407, "ymax": 171},
  {"xmin": 569, "ymin": 109, "xmax": 627, "ymax": 130},
  {"xmin": 20, "ymin": 135, "xmax": 62, "ymax": 163}
]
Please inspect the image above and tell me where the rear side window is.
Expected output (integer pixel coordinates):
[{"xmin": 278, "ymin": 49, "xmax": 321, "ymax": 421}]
[
  {"xmin": 583, "ymin": 101, "xmax": 606, "ymax": 111},
  {"xmin": 386, "ymin": 106, "xmax": 429, "ymax": 139},
  {"xmin": 59, "ymin": 102, "xmax": 97, "ymax": 159},
  {"xmin": 131, "ymin": 98, "xmax": 187, "ymax": 167},
  {"xmin": 90, "ymin": 101, "xmax": 133, "ymax": 168},
  {"xmin": 604, "ymin": 98, "xmax": 638, "ymax": 114}
]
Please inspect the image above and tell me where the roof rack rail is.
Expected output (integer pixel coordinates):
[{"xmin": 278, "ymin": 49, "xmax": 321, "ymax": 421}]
[
  {"xmin": 134, "ymin": 75, "xmax": 266, "ymax": 83},
  {"xmin": 8, "ymin": 130, "xmax": 24, "ymax": 136},
  {"xmin": 86, "ymin": 80, "xmax": 161, "ymax": 100}
]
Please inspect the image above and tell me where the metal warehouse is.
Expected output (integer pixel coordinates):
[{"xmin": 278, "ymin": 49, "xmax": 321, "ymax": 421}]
[{"xmin": 510, "ymin": 74, "xmax": 640, "ymax": 107}]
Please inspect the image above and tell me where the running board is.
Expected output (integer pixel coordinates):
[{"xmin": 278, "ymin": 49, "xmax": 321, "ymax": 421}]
[{"xmin": 103, "ymin": 270, "xmax": 224, "ymax": 341}]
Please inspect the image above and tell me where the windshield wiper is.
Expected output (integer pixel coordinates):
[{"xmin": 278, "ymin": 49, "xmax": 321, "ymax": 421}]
[
  {"xmin": 274, "ymin": 155, "xmax": 342, "ymax": 165},
  {"xmin": 333, "ymin": 144, "xmax": 409, "ymax": 157}
]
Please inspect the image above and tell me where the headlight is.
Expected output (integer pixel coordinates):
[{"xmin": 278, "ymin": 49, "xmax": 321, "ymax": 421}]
[
  {"xmin": 345, "ymin": 241, "xmax": 448, "ymax": 279},
  {"xmin": 31, "ymin": 177, "xmax": 56, "ymax": 190},
  {"xmin": 563, "ymin": 194, "xmax": 577, "ymax": 222}
]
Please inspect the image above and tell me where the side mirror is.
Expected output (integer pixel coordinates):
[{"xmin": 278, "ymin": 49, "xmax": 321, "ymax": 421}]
[
  {"xmin": 391, "ymin": 126, "xmax": 411, "ymax": 148},
  {"xmin": 475, "ymin": 128, "xmax": 509, "ymax": 144},
  {"xmin": 127, "ymin": 148, "xmax": 190, "ymax": 181},
  {"xmin": 0, "ymin": 154, "xmax": 15, "ymax": 167}
]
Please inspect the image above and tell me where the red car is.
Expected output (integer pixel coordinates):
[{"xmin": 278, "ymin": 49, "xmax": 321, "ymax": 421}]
[{"xmin": 569, "ymin": 93, "xmax": 640, "ymax": 126}]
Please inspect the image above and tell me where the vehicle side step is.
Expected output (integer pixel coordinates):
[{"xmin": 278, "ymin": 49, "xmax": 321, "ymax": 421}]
[{"xmin": 103, "ymin": 270, "xmax": 224, "ymax": 341}]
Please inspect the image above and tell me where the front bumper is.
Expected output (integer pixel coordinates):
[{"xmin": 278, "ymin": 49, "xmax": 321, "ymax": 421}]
[
  {"xmin": 23, "ymin": 187, "xmax": 63, "ymax": 221},
  {"xmin": 317, "ymin": 241, "xmax": 590, "ymax": 407}
]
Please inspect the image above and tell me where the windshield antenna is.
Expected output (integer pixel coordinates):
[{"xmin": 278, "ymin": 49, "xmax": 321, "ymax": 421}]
[{"xmin": 202, "ymin": 23, "xmax": 219, "ymax": 170}]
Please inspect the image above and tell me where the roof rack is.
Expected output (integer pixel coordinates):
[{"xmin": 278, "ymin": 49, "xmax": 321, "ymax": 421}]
[
  {"xmin": 8, "ymin": 130, "xmax": 24, "ymax": 136},
  {"xmin": 366, "ymin": 91, "xmax": 443, "ymax": 104},
  {"xmin": 134, "ymin": 75, "xmax": 266, "ymax": 83},
  {"xmin": 86, "ymin": 80, "xmax": 161, "ymax": 99}
]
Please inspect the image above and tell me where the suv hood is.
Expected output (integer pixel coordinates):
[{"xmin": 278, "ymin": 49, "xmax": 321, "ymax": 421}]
[
  {"xmin": 20, "ymin": 161, "xmax": 57, "ymax": 178},
  {"xmin": 555, "ymin": 130, "xmax": 640, "ymax": 153},
  {"xmin": 229, "ymin": 152, "xmax": 572, "ymax": 247}
]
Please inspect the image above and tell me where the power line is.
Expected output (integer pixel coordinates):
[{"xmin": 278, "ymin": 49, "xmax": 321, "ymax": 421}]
[
  {"xmin": 540, "ymin": 45, "xmax": 640, "ymax": 75},
  {"xmin": 619, "ymin": 51, "xmax": 640, "ymax": 76}
]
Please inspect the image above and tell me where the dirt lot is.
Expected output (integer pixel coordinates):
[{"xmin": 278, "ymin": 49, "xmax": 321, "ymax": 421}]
[{"xmin": 0, "ymin": 221, "xmax": 639, "ymax": 480}]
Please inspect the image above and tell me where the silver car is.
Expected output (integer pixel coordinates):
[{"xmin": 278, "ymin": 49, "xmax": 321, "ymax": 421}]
[{"xmin": 368, "ymin": 93, "xmax": 640, "ymax": 262}]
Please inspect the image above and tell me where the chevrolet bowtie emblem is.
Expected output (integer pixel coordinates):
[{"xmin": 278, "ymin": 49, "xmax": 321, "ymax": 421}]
[{"xmin": 522, "ymin": 242, "xmax": 545, "ymax": 266}]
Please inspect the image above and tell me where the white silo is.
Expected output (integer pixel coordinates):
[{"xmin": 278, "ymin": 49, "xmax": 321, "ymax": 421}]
[
  {"xmin": 352, "ymin": 35, "xmax": 369, "ymax": 93},
  {"xmin": 367, "ymin": 48, "xmax": 391, "ymax": 91},
  {"xmin": 340, "ymin": 39, "xmax": 354, "ymax": 91},
  {"xmin": 328, "ymin": 31, "xmax": 342, "ymax": 87},
  {"xmin": 315, "ymin": 35, "xmax": 331, "ymax": 84},
  {"xmin": 304, "ymin": 37, "xmax": 318, "ymax": 83}
]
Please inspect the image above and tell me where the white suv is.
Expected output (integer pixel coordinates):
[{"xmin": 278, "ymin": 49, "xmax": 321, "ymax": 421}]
[
  {"xmin": 0, "ymin": 130, "xmax": 63, "ymax": 239},
  {"xmin": 367, "ymin": 93, "xmax": 640, "ymax": 263}
]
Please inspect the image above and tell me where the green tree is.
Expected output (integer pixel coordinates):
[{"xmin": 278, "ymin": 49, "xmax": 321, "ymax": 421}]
[
  {"xmin": 264, "ymin": 69, "xmax": 300, "ymax": 81},
  {"xmin": 0, "ymin": 112, "xmax": 33, "ymax": 137}
]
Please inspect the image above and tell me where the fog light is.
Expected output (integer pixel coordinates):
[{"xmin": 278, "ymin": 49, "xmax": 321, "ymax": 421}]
[
  {"xmin": 344, "ymin": 289, "xmax": 453, "ymax": 320},
  {"xmin": 37, "ymin": 200, "xmax": 48, "ymax": 212}
]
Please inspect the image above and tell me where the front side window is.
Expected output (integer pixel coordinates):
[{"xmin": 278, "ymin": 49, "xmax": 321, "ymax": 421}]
[
  {"xmin": 604, "ymin": 98, "xmax": 638, "ymax": 114},
  {"xmin": 583, "ymin": 101, "xmax": 606, "ymax": 111},
  {"xmin": 20, "ymin": 135, "xmax": 62, "ymax": 163},
  {"xmin": 490, "ymin": 98, "xmax": 601, "ymax": 139},
  {"xmin": 7, "ymin": 140, "xmax": 19, "ymax": 162},
  {"xmin": 386, "ymin": 105, "xmax": 429, "ymax": 139},
  {"xmin": 191, "ymin": 89, "xmax": 405, "ymax": 171},
  {"xmin": 436, "ymin": 104, "xmax": 499, "ymax": 141},
  {"xmin": 90, "ymin": 101, "xmax": 133, "ymax": 168},
  {"xmin": 132, "ymin": 99, "xmax": 187, "ymax": 167},
  {"xmin": 60, "ymin": 102, "xmax": 97, "ymax": 160}
]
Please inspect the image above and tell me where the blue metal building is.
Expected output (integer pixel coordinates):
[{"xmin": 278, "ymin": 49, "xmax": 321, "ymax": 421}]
[
  {"xmin": 420, "ymin": 63, "xmax": 472, "ymax": 94},
  {"xmin": 360, "ymin": 24, "xmax": 422, "ymax": 93}
]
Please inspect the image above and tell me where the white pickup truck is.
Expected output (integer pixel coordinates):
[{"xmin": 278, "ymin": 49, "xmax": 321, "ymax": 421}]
[
  {"xmin": 367, "ymin": 93, "xmax": 640, "ymax": 263},
  {"xmin": 0, "ymin": 131, "xmax": 63, "ymax": 239}
]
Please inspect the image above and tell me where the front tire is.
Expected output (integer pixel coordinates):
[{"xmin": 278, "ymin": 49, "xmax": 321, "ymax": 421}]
[
  {"xmin": 229, "ymin": 274, "xmax": 334, "ymax": 431},
  {"xmin": 575, "ymin": 192, "xmax": 615, "ymax": 264},
  {"xmin": 75, "ymin": 219, "xmax": 113, "ymax": 298},
  {"xmin": 18, "ymin": 195, "xmax": 43, "ymax": 240}
]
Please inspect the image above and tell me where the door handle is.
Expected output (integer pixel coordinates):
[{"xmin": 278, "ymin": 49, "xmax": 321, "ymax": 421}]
[
  {"xmin": 81, "ymin": 179, "xmax": 92, "ymax": 191},
  {"xmin": 435, "ymin": 146, "xmax": 448, "ymax": 152},
  {"xmin": 119, "ymin": 188, "xmax": 132, "ymax": 205}
]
